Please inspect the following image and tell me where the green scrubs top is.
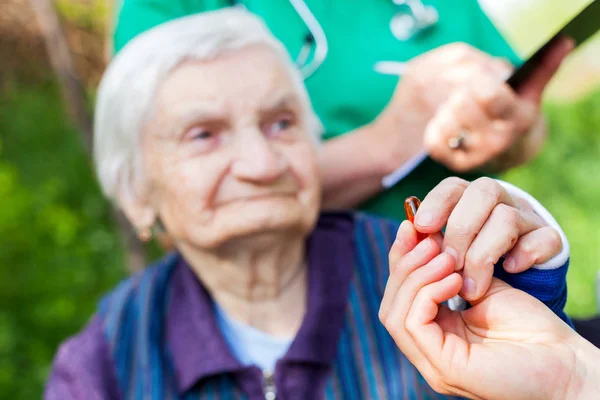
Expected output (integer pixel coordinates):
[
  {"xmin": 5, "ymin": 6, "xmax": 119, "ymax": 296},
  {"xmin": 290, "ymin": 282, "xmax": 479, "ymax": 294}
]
[{"xmin": 114, "ymin": 0, "xmax": 521, "ymax": 221}]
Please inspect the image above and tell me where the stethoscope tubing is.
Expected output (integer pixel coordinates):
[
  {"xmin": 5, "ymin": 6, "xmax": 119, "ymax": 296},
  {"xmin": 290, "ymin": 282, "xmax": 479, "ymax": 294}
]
[{"xmin": 233, "ymin": 0, "xmax": 437, "ymax": 79}]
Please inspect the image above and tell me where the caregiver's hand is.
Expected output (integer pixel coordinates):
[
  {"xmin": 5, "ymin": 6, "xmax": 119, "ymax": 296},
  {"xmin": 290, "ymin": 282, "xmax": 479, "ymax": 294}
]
[
  {"xmin": 422, "ymin": 37, "xmax": 573, "ymax": 173},
  {"xmin": 372, "ymin": 42, "xmax": 513, "ymax": 173},
  {"xmin": 413, "ymin": 177, "xmax": 562, "ymax": 301},
  {"xmin": 379, "ymin": 222, "xmax": 599, "ymax": 400},
  {"xmin": 321, "ymin": 40, "xmax": 572, "ymax": 209}
]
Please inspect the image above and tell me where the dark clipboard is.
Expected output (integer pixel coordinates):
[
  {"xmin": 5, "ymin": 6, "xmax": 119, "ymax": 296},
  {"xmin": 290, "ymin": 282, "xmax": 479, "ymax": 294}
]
[{"xmin": 507, "ymin": 0, "xmax": 600, "ymax": 90}]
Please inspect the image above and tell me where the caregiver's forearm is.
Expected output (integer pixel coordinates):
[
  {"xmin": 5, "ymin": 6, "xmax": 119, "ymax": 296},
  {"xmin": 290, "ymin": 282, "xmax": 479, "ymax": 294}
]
[{"xmin": 319, "ymin": 123, "xmax": 415, "ymax": 209}]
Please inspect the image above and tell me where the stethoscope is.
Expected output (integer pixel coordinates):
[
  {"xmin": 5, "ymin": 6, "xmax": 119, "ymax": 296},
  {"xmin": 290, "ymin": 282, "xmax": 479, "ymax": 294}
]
[
  {"xmin": 289, "ymin": 0, "xmax": 439, "ymax": 79},
  {"xmin": 232, "ymin": 0, "xmax": 439, "ymax": 79}
]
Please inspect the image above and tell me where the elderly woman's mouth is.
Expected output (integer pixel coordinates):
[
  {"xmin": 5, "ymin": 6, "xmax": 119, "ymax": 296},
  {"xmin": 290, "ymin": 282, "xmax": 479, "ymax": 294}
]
[{"xmin": 216, "ymin": 192, "xmax": 299, "ymax": 207}]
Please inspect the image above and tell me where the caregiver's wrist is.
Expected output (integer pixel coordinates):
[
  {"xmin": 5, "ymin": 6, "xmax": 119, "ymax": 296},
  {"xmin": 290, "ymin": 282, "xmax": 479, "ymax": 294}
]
[
  {"xmin": 367, "ymin": 115, "xmax": 423, "ymax": 178},
  {"xmin": 566, "ymin": 335, "xmax": 600, "ymax": 400},
  {"xmin": 318, "ymin": 123, "xmax": 394, "ymax": 200},
  {"xmin": 351, "ymin": 121, "xmax": 397, "ymax": 179}
]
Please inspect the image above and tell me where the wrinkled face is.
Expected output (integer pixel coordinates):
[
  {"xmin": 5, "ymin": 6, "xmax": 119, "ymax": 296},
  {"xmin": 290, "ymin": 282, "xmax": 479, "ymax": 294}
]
[{"xmin": 128, "ymin": 45, "xmax": 321, "ymax": 250}]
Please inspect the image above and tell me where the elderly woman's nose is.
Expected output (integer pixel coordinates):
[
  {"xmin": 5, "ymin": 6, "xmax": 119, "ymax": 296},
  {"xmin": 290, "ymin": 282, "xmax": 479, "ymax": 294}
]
[{"xmin": 231, "ymin": 133, "xmax": 288, "ymax": 182}]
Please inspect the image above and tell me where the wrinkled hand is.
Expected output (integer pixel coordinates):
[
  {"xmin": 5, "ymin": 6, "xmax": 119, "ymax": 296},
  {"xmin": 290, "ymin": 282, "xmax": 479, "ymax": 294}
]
[
  {"xmin": 379, "ymin": 222, "xmax": 579, "ymax": 400},
  {"xmin": 423, "ymin": 38, "xmax": 573, "ymax": 172},
  {"xmin": 413, "ymin": 177, "xmax": 562, "ymax": 301}
]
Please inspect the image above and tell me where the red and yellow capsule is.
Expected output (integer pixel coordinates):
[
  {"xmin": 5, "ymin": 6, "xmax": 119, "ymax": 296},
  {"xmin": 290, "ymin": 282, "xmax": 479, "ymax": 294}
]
[
  {"xmin": 404, "ymin": 196, "xmax": 421, "ymax": 224},
  {"xmin": 404, "ymin": 196, "xmax": 427, "ymax": 242}
]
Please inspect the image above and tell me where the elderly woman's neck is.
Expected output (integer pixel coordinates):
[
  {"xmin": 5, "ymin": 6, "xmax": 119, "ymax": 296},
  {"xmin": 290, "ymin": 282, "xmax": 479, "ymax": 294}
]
[{"xmin": 180, "ymin": 233, "xmax": 307, "ymax": 337}]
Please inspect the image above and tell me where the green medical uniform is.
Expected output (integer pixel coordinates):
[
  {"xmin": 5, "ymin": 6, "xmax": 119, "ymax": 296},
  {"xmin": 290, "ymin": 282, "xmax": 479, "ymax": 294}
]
[{"xmin": 114, "ymin": 0, "xmax": 521, "ymax": 220}]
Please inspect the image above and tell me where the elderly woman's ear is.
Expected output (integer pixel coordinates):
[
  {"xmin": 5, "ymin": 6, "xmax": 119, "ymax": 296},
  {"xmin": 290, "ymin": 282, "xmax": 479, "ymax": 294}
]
[{"xmin": 118, "ymin": 189, "xmax": 156, "ymax": 240}]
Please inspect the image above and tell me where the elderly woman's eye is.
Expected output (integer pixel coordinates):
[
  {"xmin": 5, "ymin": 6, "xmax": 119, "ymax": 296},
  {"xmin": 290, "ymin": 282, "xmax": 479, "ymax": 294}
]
[
  {"xmin": 182, "ymin": 126, "xmax": 220, "ymax": 152},
  {"xmin": 189, "ymin": 128, "xmax": 213, "ymax": 140},
  {"xmin": 266, "ymin": 115, "xmax": 295, "ymax": 138}
]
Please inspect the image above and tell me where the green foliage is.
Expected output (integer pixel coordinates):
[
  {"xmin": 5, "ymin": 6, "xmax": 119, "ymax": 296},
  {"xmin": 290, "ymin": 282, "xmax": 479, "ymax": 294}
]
[
  {"xmin": 55, "ymin": 0, "xmax": 110, "ymax": 31},
  {"xmin": 0, "ymin": 81, "xmax": 126, "ymax": 399}
]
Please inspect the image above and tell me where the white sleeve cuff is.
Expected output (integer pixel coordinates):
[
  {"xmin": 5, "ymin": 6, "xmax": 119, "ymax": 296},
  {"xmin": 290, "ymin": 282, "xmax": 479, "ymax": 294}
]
[
  {"xmin": 497, "ymin": 180, "xmax": 570, "ymax": 270},
  {"xmin": 381, "ymin": 151, "xmax": 429, "ymax": 189}
]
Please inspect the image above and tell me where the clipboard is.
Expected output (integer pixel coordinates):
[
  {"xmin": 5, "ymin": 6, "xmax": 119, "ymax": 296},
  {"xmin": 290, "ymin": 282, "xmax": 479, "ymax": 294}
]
[{"xmin": 507, "ymin": 0, "xmax": 600, "ymax": 90}]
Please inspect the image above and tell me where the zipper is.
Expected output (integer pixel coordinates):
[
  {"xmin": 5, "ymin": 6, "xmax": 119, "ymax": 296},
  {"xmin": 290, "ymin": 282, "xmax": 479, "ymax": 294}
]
[{"xmin": 263, "ymin": 370, "xmax": 276, "ymax": 400}]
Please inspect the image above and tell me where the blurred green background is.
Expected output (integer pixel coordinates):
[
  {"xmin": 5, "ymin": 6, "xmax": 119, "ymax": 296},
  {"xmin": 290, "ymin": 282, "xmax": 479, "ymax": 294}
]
[{"xmin": 0, "ymin": 0, "xmax": 599, "ymax": 398}]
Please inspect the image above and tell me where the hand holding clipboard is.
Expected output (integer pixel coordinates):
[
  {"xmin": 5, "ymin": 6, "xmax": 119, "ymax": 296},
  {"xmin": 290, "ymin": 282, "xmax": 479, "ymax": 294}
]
[{"xmin": 383, "ymin": 1, "xmax": 598, "ymax": 189}]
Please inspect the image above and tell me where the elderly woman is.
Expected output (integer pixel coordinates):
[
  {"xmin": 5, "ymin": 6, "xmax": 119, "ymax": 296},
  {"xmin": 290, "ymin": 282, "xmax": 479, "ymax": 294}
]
[{"xmin": 46, "ymin": 10, "xmax": 571, "ymax": 400}]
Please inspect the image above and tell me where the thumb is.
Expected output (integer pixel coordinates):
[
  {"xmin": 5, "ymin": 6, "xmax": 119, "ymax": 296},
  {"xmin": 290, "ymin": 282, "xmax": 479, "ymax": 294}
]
[
  {"xmin": 468, "ymin": 277, "xmax": 513, "ymax": 307},
  {"xmin": 518, "ymin": 37, "xmax": 574, "ymax": 104}
]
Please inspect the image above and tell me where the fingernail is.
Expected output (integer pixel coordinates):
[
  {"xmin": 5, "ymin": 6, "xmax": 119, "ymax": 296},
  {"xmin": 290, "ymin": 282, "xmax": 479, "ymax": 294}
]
[
  {"xmin": 462, "ymin": 277, "xmax": 476, "ymax": 297},
  {"xmin": 500, "ymin": 69, "xmax": 512, "ymax": 82},
  {"xmin": 503, "ymin": 257, "xmax": 516, "ymax": 272},
  {"xmin": 414, "ymin": 237, "xmax": 432, "ymax": 253},
  {"xmin": 415, "ymin": 211, "xmax": 434, "ymax": 227},
  {"xmin": 396, "ymin": 220, "xmax": 410, "ymax": 240}
]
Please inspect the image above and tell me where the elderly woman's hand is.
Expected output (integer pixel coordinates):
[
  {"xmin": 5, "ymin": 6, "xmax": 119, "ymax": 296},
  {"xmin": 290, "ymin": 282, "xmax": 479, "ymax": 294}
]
[
  {"xmin": 371, "ymin": 39, "xmax": 572, "ymax": 176},
  {"xmin": 412, "ymin": 177, "xmax": 562, "ymax": 302},
  {"xmin": 379, "ymin": 222, "xmax": 587, "ymax": 400}
]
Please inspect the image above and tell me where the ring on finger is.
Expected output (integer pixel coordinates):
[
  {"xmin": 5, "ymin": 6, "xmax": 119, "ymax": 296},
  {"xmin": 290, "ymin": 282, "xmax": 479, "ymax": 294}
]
[{"xmin": 448, "ymin": 129, "xmax": 470, "ymax": 150}]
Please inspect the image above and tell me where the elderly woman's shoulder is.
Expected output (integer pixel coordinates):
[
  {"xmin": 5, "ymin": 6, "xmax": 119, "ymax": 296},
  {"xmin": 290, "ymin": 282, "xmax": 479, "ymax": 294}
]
[
  {"xmin": 99, "ymin": 252, "xmax": 179, "ymax": 316},
  {"xmin": 45, "ymin": 253, "xmax": 179, "ymax": 399},
  {"xmin": 45, "ymin": 316, "xmax": 121, "ymax": 400}
]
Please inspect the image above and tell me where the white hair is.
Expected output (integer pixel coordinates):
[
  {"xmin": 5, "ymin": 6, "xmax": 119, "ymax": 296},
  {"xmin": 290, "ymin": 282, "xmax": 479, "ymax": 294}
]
[{"xmin": 94, "ymin": 8, "xmax": 322, "ymax": 205}]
